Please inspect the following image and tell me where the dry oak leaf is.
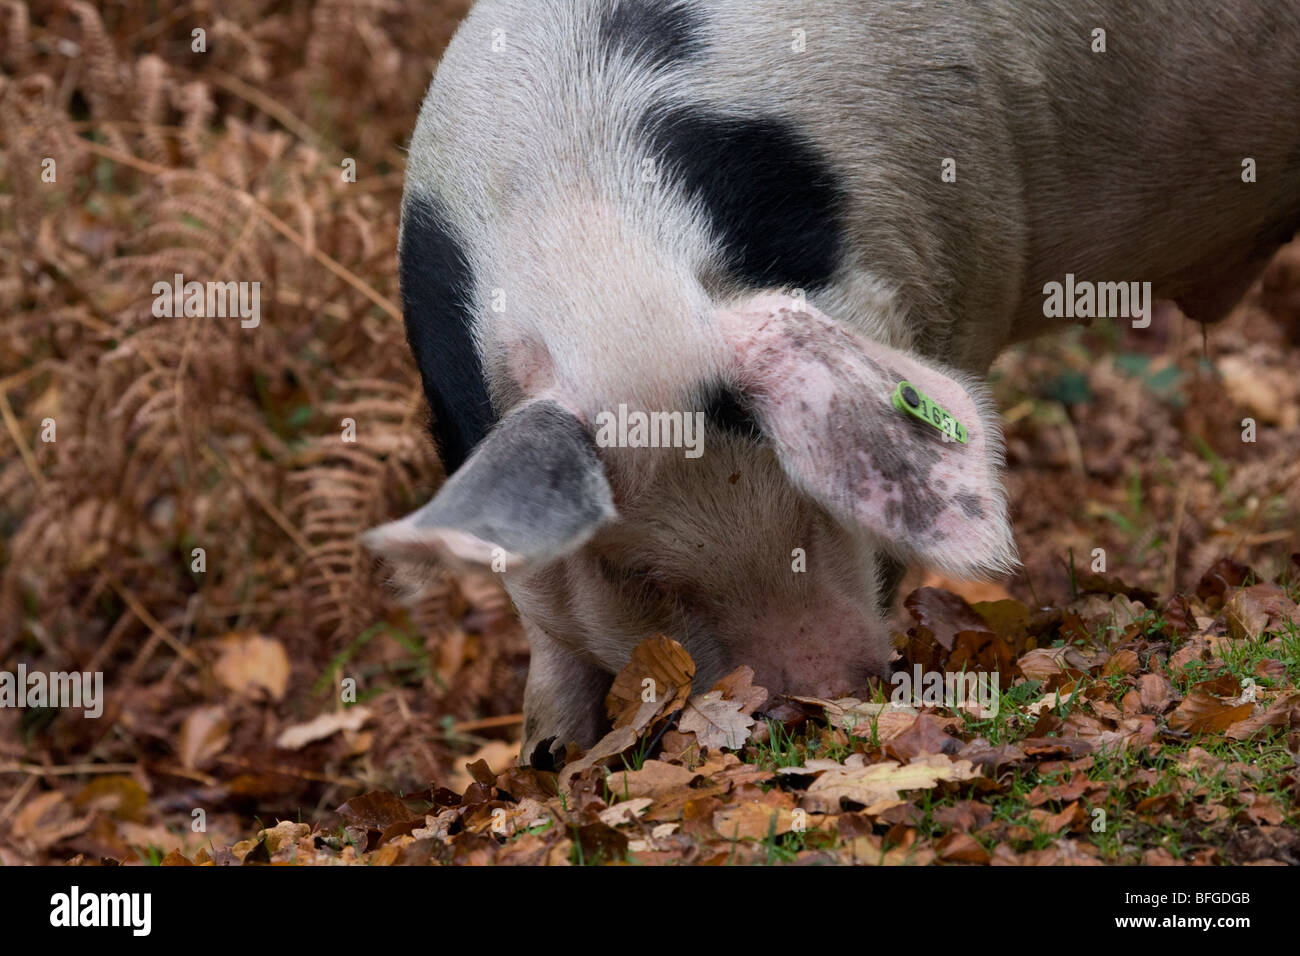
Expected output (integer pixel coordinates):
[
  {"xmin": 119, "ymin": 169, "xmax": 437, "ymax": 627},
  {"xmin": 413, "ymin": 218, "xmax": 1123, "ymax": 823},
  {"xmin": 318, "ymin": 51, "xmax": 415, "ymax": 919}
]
[
  {"xmin": 709, "ymin": 665, "xmax": 769, "ymax": 714},
  {"xmin": 275, "ymin": 706, "xmax": 372, "ymax": 750},
  {"xmin": 680, "ymin": 691, "xmax": 757, "ymax": 750},
  {"xmin": 212, "ymin": 632, "xmax": 290, "ymax": 701},
  {"xmin": 73, "ymin": 776, "xmax": 149, "ymax": 823},
  {"xmin": 672, "ymin": 666, "xmax": 767, "ymax": 751},
  {"xmin": 605, "ymin": 634, "xmax": 695, "ymax": 728},
  {"xmin": 801, "ymin": 755, "xmax": 980, "ymax": 813}
]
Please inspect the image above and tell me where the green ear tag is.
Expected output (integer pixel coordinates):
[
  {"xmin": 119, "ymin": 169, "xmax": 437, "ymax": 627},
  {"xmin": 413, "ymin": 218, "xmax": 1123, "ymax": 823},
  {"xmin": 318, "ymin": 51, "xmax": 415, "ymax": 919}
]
[{"xmin": 891, "ymin": 381, "xmax": 968, "ymax": 444}]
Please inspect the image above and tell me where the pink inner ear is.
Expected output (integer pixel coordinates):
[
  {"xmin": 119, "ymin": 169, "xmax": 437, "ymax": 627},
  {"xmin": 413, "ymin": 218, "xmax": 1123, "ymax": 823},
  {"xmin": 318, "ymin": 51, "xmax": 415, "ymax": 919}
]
[{"xmin": 716, "ymin": 295, "xmax": 1014, "ymax": 578}]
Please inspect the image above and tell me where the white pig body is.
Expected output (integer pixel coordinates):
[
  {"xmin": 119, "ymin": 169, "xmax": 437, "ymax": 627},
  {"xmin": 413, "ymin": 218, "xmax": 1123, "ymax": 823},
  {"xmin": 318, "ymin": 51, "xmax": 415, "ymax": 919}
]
[{"xmin": 371, "ymin": 0, "xmax": 1300, "ymax": 760}]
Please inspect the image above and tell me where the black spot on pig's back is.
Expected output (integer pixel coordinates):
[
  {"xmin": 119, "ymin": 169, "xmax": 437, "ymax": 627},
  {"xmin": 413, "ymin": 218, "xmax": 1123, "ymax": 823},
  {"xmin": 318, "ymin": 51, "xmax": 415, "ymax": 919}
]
[
  {"xmin": 642, "ymin": 106, "xmax": 846, "ymax": 291},
  {"xmin": 600, "ymin": 0, "xmax": 704, "ymax": 69},
  {"xmin": 399, "ymin": 192, "xmax": 496, "ymax": 474}
]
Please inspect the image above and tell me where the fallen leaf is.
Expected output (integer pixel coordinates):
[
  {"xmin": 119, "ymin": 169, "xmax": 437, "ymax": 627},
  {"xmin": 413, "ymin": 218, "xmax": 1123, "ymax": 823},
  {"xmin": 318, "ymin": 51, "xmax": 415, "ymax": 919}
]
[
  {"xmin": 936, "ymin": 830, "xmax": 990, "ymax": 864},
  {"xmin": 73, "ymin": 776, "xmax": 148, "ymax": 823},
  {"xmin": 598, "ymin": 799, "xmax": 652, "ymax": 827},
  {"xmin": 1027, "ymin": 688, "xmax": 1076, "ymax": 717},
  {"xmin": 275, "ymin": 706, "xmax": 371, "ymax": 750},
  {"xmin": 1225, "ymin": 584, "xmax": 1300, "ymax": 641},
  {"xmin": 605, "ymin": 760, "xmax": 698, "ymax": 800},
  {"xmin": 905, "ymin": 588, "xmax": 992, "ymax": 650},
  {"xmin": 789, "ymin": 696, "xmax": 918, "ymax": 735},
  {"xmin": 1168, "ymin": 689, "xmax": 1254, "ymax": 734},
  {"xmin": 884, "ymin": 713, "xmax": 961, "ymax": 760},
  {"xmin": 1102, "ymin": 649, "xmax": 1140, "ymax": 676},
  {"xmin": 714, "ymin": 800, "xmax": 821, "ymax": 841},
  {"xmin": 558, "ymin": 725, "xmax": 639, "ymax": 791},
  {"xmin": 178, "ymin": 705, "xmax": 229, "ymax": 769},
  {"xmin": 337, "ymin": 791, "xmax": 417, "ymax": 832},
  {"xmin": 680, "ymin": 690, "xmax": 757, "ymax": 750},
  {"xmin": 605, "ymin": 634, "xmax": 694, "ymax": 731},
  {"xmin": 212, "ymin": 633, "xmax": 290, "ymax": 701},
  {"xmin": 1226, "ymin": 692, "xmax": 1300, "ymax": 741},
  {"xmin": 801, "ymin": 755, "xmax": 979, "ymax": 813},
  {"xmin": 1138, "ymin": 673, "xmax": 1173, "ymax": 713}
]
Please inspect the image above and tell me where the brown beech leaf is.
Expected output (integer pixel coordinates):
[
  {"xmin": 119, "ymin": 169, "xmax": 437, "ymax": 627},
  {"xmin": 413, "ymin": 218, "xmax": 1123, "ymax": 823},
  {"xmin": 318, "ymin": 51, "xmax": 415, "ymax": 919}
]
[
  {"xmin": 177, "ymin": 705, "xmax": 230, "ymax": 769},
  {"xmin": 971, "ymin": 598, "xmax": 1032, "ymax": 647},
  {"xmin": 1102, "ymin": 649, "xmax": 1140, "ymax": 676},
  {"xmin": 905, "ymin": 587, "xmax": 993, "ymax": 651},
  {"xmin": 1194, "ymin": 558, "xmax": 1252, "ymax": 609},
  {"xmin": 605, "ymin": 760, "xmax": 699, "ymax": 800},
  {"xmin": 1225, "ymin": 584, "xmax": 1300, "ymax": 641},
  {"xmin": 558, "ymin": 725, "xmax": 639, "ymax": 792},
  {"xmin": 714, "ymin": 798, "xmax": 823, "ymax": 841},
  {"xmin": 1167, "ymin": 689, "xmax": 1254, "ymax": 734},
  {"xmin": 936, "ymin": 830, "xmax": 990, "ymax": 864},
  {"xmin": 337, "ymin": 791, "xmax": 415, "ymax": 832},
  {"xmin": 275, "ymin": 706, "xmax": 371, "ymax": 750},
  {"xmin": 605, "ymin": 634, "xmax": 694, "ymax": 727},
  {"xmin": 212, "ymin": 632, "xmax": 290, "ymax": 701},
  {"xmin": 1226, "ymin": 692, "xmax": 1300, "ymax": 741},
  {"xmin": 1138, "ymin": 674, "xmax": 1173, "ymax": 713},
  {"xmin": 884, "ymin": 713, "xmax": 961, "ymax": 760}
]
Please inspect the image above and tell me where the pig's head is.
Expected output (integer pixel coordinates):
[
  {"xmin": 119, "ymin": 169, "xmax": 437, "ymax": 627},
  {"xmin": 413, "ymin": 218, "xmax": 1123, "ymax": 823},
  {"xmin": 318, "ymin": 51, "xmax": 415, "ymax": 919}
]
[{"xmin": 365, "ymin": 294, "xmax": 1015, "ymax": 757}]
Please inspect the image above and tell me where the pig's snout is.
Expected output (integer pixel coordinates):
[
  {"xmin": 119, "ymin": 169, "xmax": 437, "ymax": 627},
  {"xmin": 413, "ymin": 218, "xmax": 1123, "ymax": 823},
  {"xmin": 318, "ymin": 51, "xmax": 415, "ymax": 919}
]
[{"xmin": 722, "ymin": 599, "xmax": 889, "ymax": 699}]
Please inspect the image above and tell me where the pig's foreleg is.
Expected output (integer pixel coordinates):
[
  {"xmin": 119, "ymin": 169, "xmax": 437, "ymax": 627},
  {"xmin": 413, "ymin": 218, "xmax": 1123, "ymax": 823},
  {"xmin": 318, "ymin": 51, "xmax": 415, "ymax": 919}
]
[{"xmin": 519, "ymin": 622, "xmax": 611, "ymax": 765}]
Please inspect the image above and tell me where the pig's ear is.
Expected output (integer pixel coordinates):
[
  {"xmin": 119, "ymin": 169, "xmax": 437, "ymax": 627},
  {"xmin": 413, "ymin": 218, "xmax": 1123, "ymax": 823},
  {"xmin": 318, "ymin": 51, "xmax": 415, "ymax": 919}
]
[
  {"xmin": 720, "ymin": 297, "xmax": 1017, "ymax": 579},
  {"xmin": 363, "ymin": 400, "xmax": 615, "ymax": 571}
]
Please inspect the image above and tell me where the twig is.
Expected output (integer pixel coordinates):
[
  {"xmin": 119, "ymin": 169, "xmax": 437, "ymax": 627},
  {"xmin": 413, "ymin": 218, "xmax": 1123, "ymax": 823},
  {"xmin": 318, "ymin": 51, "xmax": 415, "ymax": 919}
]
[
  {"xmin": 0, "ymin": 775, "xmax": 37, "ymax": 826},
  {"xmin": 108, "ymin": 575, "xmax": 203, "ymax": 668},
  {"xmin": 0, "ymin": 762, "xmax": 141, "ymax": 777},
  {"xmin": 0, "ymin": 390, "xmax": 44, "ymax": 491},
  {"xmin": 209, "ymin": 70, "xmax": 324, "ymax": 149},
  {"xmin": 450, "ymin": 714, "xmax": 524, "ymax": 733}
]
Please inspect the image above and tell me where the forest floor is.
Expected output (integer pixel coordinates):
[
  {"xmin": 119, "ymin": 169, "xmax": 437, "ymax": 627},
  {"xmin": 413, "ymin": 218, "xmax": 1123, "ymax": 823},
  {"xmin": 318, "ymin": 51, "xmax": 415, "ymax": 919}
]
[{"xmin": 2, "ymin": 1, "xmax": 1298, "ymax": 864}]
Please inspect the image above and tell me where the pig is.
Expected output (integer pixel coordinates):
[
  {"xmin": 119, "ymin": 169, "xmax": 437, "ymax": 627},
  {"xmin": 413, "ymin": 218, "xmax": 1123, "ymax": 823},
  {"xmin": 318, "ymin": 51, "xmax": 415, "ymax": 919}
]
[{"xmin": 365, "ymin": 0, "xmax": 1300, "ymax": 762}]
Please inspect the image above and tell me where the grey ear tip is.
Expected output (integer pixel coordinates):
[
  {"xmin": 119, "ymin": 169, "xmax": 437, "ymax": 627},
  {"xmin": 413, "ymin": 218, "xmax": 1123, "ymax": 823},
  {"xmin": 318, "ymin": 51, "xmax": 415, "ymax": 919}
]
[{"xmin": 359, "ymin": 525, "xmax": 387, "ymax": 554}]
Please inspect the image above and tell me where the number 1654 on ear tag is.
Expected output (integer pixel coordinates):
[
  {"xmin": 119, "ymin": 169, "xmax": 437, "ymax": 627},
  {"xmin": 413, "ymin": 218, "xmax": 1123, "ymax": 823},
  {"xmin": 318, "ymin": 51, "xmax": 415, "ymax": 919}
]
[{"xmin": 891, "ymin": 381, "xmax": 968, "ymax": 444}]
